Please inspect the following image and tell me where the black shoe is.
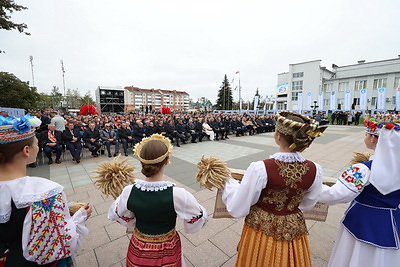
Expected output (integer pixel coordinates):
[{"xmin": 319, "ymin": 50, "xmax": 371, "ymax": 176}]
[
  {"xmin": 55, "ymin": 159, "xmax": 61, "ymax": 164},
  {"xmin": 221, "ymin": 137, "xmax": 225, "ymax": 140},
  {"xmin": 182, "ymin": 140, "xmax": 187, "ymax": 144},
  {"xmin": 225, "ymin": 136, "xmax": 229, "ymax": 139},
  {"xmin": 48, "ymin": 159, "xmax": 53, "ymax": 165},
  {"xmin": 28, "ymin": 162, "xmax": 37, "ymax": 168},
  {"xmin": 108, "ymin": 154, "xmax": 112, "ymax": 158},
  {"xmin": 72, "ymin": 157, "xmax": 76, "ymax": 161},
  {"xmin": 125, "ymin": 153, "xmax": 128, "ymax": 156},
  {"xmin": 199, "ymin": 138, "xmax": 203, "ymax": 142},
  {"xmin": 176, "ymin": 142, "xmax": 180, "ymax": 147},
  {"xmin": 113, "ymin": 154, "xmax": 117, "ymax": 157},
  {"xmin": 215, "ymin": 138, "xmax": 219, "ymax": 141},
  {"xmin": 191, "ymin": 140, "xmax": 197, "ymax": 143}
]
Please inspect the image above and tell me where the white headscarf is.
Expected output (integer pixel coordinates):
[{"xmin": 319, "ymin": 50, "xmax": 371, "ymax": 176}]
[{"xmin": 370, "ymin": 128, "xmax": 400, "ymax": 195}]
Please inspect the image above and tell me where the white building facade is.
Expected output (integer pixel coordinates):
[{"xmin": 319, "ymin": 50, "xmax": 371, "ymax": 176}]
[{"xmin": 277, "ymin": 57, "xmax": 400, "ymax": 111}]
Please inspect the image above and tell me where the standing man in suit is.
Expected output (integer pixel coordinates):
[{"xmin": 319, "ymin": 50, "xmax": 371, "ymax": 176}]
[
  {"xmin": 100, "ymin": 123, "xmax": 120, "ymax": 157},
  {"xmin": 39, "ymin": 124, "xmax": 63, "ymax": 164},
  {"xmin": 83, "ymin": 122, "xmax": 102, "ymax": 157},
  {"xmin": 63, "ymin": 122, "xmax": 82, "ymax": 163}
]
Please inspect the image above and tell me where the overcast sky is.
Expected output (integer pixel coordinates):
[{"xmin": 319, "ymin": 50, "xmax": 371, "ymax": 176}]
[{"xmin": 1, "ymin": 0, "xmax": 399, "ymax": 104}]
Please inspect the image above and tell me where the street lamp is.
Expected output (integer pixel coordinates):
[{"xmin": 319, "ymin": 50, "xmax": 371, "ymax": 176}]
[{"xmin": 311, "ymin": 101, "xmax": 319, "ymax": 116}]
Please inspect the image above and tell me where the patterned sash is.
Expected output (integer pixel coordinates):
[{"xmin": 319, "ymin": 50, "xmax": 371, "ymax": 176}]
[{"xmin": 48, "ymin": 131, "xmax": 57, "ymax": 143}]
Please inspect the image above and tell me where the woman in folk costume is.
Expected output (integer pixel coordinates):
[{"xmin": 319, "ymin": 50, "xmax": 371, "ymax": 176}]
[
  {"xmin": 222, "ymin": 111, "xmax": 327, "ymax": 267},
  {"xmin": 0, "ymin": 115, "xmax": 92, "ymax": 267},
  {"xmin": 108, "ymin": 134, "xmax": 208, "ymax": 267},
  {"xmin": 319, "ymin": 119, "xmax": 400, "ymax": 266}
]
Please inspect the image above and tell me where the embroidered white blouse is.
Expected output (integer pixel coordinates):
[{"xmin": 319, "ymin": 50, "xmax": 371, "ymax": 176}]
[
  {"xmin": 0, "ymin": 176, "xmax": 89, "ymax": 265},
  {"xmin": 318, "ymin": 163, "xmax": 372, "ymax": 204},
  {"xmin": 222, "ymin": 152, "xmax": 323, "ymax": 218},
  {"xmin": 108, "ymin": 179, "xmax": 208, "ymax": 234}
]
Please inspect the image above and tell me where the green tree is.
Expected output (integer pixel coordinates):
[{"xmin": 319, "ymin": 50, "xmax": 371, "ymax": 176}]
[
  {"xmin": 0, "ymin": 72, "xmax": 41, "ymax": 109},
  {"xmin": 1, "ymin": 0, "xmax": 30, "ymax": 53},
  {"xmin": 80, "ymin": 90, "xmax": 95, "ymax": 106},
  {"xmin": 216, "ymin": 74, "xmax": 233, "ymax": 110},
  {"xmin": 50, "ymin": 86, "xmax": 63, "ymax": 108}
]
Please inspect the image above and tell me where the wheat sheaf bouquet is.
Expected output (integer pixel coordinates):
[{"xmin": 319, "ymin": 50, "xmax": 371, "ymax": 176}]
[{"xmin": 92, "ymin": 155, "xmax": 136, "ymax": 199}]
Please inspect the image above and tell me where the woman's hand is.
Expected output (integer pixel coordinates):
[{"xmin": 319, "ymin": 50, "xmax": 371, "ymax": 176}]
[{"xmin": 84, "ymin": 203, "xmax": 92, "ymax": 220}]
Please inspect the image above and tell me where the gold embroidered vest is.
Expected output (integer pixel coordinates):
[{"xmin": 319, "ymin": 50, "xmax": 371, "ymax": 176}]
[{"xmin": 245, "ymin": 158, "xmax": 316, "ymax": 241}]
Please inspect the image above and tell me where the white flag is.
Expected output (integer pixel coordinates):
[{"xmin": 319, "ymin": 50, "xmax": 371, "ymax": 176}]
[
  {"xmin": 344, "ymin": 89, "xmax": 352, "ymax": 110},
  {"xmin": 297, "ymin": 92, "xmax": 303, "ymax": 111},
  {"xmin": 254, "ymin": 96, "xmax": 259, "ymax": 111},
  {"xmin": 396, "ymin": 88, "xmax": 400, "ymax": 111},
  {"xmin": 330, "ymin": 91, "xmax": 337, "ymax": 110},
  {"xmin": 377, "ymin": 88, "xmax": 387, "ymax": 110},
  {"xmin": 359, "ymin": 89, "xmax": 368, "ymax": 110},
  {"xmin": 306, "ymin": 92, "xmax": 312, "ymax": 109},
  {"xmin": 318, "ymin": 92, "xmax": 324, "ymax": 110}
]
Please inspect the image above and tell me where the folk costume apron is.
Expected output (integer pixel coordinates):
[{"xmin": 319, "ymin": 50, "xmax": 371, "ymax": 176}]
[{"xmin": 236, "ymin": 158, "xmax": 316, "ymax": 267}]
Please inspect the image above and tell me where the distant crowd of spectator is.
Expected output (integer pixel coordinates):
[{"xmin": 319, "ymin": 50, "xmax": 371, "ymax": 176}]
[{"xmin": 28, "ymin": 111, "xmax": 276, "ymax": 166}]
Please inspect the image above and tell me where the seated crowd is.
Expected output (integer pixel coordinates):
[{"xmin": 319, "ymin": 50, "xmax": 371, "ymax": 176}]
[{"xmin": 31, "ymin": 111, "xmax": 276, "ymax": 165}]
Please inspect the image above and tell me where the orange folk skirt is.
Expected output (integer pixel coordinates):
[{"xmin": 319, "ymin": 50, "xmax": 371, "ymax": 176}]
[{"xmin": 235, "ymin": 224, "xmax": 312, "ymax": 267}]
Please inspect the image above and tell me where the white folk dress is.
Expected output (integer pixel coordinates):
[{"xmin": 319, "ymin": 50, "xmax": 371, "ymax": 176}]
[
  {"xmin": 319, "ymin": 162, "xmax": 400, "ymax": 267},
  {"xmin": 0, "ymin": 176, "xmax": 88, "ymax": 265}
]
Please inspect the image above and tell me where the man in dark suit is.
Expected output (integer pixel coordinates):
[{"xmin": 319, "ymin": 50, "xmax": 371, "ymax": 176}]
[
  {"xmin": 34, "ymin": 111, "xmax": 51, "ymax": 134},
  {"xmin": 39, "ymin": 123, "xmax": 63, "ymax": 164},
  {"xmin": 132, "ymin": 121, "xmax": 146, "ymax": 143},
  {"xmin": 193, "ymin": 117, "xmax": 206, "ymax": 142},
  {"xmin": 63, "ymin": 122, "xmax": 82, "ymax": 163},
  {"xmin": 83, "ymin": 122, "xmax": 102, "ymax": 157},
  {"xmin": 175, "ymin": 119, "xmax": 190, "ymax": 144},
  {"xmin": 186, "ymin": 118, "xmax": 199, "ymax": 143},
  {"xmin": 100, "ymin": 123, "xmax": 120, "ymax": 157},
  {"xmin": 118, "ymin": 122, "xmax": 134, "ymax": 156}
]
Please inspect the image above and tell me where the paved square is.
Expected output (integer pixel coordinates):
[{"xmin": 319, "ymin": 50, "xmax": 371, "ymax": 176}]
[{"xmin": 27, "ymin": 124, "xmax": 369, "ymax": 266}]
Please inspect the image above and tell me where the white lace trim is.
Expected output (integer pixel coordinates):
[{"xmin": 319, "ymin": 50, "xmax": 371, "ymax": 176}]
[
  {"xmin": 134, "ymin": 179, "xmax": 175, "ymax": 192},
  {"xmin": 270, "ymin": 152, "xmax": 306, "ymax": 163}
]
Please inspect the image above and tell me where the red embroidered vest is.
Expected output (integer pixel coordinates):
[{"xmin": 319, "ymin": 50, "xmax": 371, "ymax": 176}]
[{"xmin": 256, "ymin": 158, "xmax": 316, "ymax": 215}]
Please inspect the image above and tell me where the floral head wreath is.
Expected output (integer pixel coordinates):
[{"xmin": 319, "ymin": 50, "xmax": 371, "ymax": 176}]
[
  {"xmin": 275, "ymin": 111, "xmax": 327, "ymax": 152},
  {"xmin": 364, "ymin": 118, "xmax": 400, "ymax": 136},
  {"xmin": 0, "ymin": 114, "xmax": 41, "ymax": 144},
  {"xmin": 133, "ymin": 134, "xmax": 173, "ymax": 164}
]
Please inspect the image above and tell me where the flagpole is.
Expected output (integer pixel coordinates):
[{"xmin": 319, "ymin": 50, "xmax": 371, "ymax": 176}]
[
  {"xmin": 239, "ymin": 72, "xmax": 242, "ymax": 112},
  {"xmin": 29, "ymin": 56, "xmax": 35, "ymax": 87},
  {"xmin": 60, "ymin": 60, "xmax": 66, "ymax": 108}
]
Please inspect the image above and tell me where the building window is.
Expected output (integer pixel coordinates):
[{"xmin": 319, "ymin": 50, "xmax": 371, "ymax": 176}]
[
  {"xmin": 337, "ymin": 98, "xmax": 344, "ymax": 105},
  {"xmin": 393, "ymin": 96, "xmax": 396, "ymax": 105},
  {"xmin": 100, "ymin": 90, "xmax": 106, "ymax": 95},
  {"xmin": 394, "ymin": 77, "xmax": 400, "ymax": 88},
  {"xmin": 292, "ymin": 81, "xmax": 303, "ymax": 91},
  {"xmin": 354, "ymin": 98, "xmax": 360, "ymax": 105},
  {"xmin": 291, "ymin": 91, "xmax": 301, "ymax": 101},
  {"xmin": 338, "ymin": 82, "xmax": 349, "ymax": 92},
  {"xmin": 354, "ymin": 80, "xmax": 367, "ymax": 91},
  {"xmin": 373, "ymin": 78, "xmax": 387, "ymax": 89},
  {"xmin": 323, "ymin": 83, "xmax": 333, "ymax": 92},
  {"xmin": 323, "ymin": 99, "xmax": 330, "ymax": 107},
  {"xmin": 293, "ymin": 72, "xmax": 304, "ymax": 78},
  {"xmin": 371, "ymin": 97, "xmax": 377, "ymax": 106}
]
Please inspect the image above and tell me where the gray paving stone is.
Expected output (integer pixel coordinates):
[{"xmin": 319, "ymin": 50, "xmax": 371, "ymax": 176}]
[
  {"xmin": 94, "ymin": 236, "xmax": 130, "ymax": 267},
  {"xmin": 185, "ymin": 240, "xmax": 229, "ymax": 267}
]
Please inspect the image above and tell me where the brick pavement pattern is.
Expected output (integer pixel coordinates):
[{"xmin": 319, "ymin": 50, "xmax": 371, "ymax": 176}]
[{"xmin": 28, "ymin": 125, "xmax": 367, "ymax": 267}]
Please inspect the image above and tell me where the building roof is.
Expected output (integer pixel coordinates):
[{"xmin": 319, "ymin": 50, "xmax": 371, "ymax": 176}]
[{"xmin": 124, "ymin": 86, "xmax": 189, "ymax": 95}]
